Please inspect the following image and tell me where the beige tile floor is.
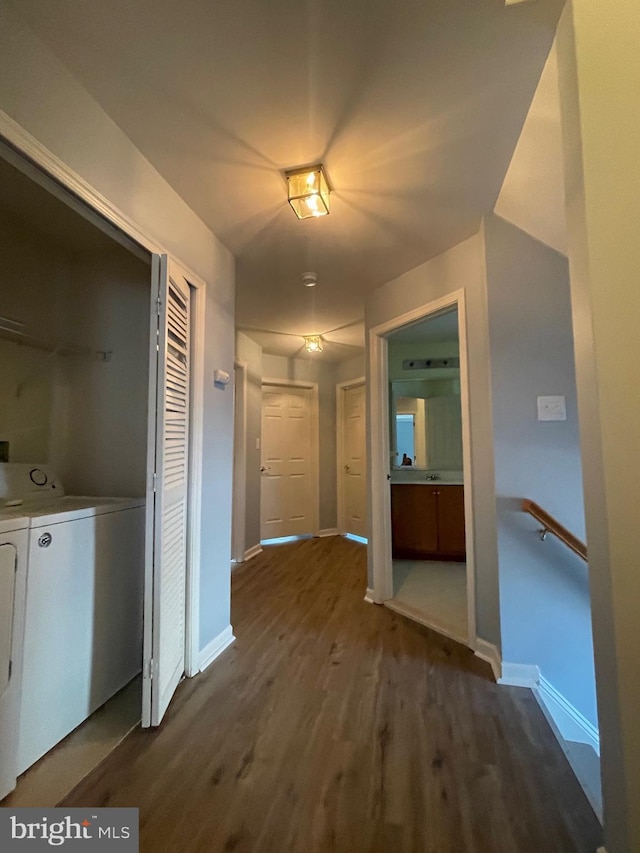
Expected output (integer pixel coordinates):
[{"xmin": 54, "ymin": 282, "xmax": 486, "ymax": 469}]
[
  {"xmin": 3, "ymin": 676, "xmax": 141, "ymax": 808},
  {"xmin": 387, "ymin": 559, "xmax": 468, "ymax": 644}
]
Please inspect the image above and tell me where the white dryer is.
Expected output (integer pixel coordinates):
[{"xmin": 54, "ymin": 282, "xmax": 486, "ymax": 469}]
[
  {"xmin": 0, "ymin": 512, "xmax": 28, "ymax": 800},
  {"xmin": 0, "ymin": 464, "xmax": 145, "ymax": 776}
]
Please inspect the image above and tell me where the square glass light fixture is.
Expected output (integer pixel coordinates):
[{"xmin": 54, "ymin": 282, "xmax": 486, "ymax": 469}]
[
  {"xmin": 286, "ymin": 165, "xmax": 330, "ymax": 219},
  {"xmin": 304, "ymin": 335, "xmax": 323, "ymax": 353}
]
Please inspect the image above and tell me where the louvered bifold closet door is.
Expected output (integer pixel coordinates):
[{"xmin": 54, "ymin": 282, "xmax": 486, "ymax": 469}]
[{"xmin": 143, "ymin": 255, "xmax": 190, "ymax": 728}]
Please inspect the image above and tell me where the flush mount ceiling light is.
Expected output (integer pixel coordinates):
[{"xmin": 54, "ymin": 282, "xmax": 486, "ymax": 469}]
[
  {"xmin": 304, "ymin": 335, "xmax": 324, "ymax": 353},
  {"xmin": 286, "ymin": 165, "xmax": 330, "ymax": 219},
  {"xmin": 301, "ymin": 271, "xmax": 317, "ymax": 287}
]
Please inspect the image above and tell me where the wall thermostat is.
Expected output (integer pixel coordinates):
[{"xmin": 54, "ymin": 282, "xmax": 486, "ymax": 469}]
[{"xmin": 214, "ymin": 369, "xmax": 230, "ymax": 386}]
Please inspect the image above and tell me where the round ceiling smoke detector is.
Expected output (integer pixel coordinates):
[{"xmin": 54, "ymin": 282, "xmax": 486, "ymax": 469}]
[{"xmin": 301, "ymin": 271, "xmax": 317, "ymax": 288}]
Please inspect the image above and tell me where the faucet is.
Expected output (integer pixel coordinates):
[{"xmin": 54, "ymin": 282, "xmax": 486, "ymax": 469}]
[{"xmin": 425, "ymin": 473, "xmax": 441, "ymax": 481}]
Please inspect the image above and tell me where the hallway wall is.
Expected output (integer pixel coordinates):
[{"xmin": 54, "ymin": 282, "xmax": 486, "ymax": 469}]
[{"xmin": 484, "ymin": 213, "xmax": 596, "ymax": 732}]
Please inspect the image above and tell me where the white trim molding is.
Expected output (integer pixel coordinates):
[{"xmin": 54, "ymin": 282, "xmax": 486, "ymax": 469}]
[
  {"xmin": 499, "ymin": 662, "xmax": 540, "ymax": 689},
  {"xmin": 537, "ymin": 676, "xmax": 600, "ymax": 755},
  {"xmin": 364, "ymin": 588, "xmax": 377, "ymax": 604},
  {"xmin": 474, "ymin": 640, "xmax": 502, "ymax": 681},
  {"xmin": 231, "ymin": 360, "xmax": 248, "ymax": 563},
  {"xmin": 184, "ymin": 275, "xmax": 207, "ymax": 678},
  {"xmin": 499, "ymin": 664, "xmax": 600, "ymax": 755},
  {"xmin": 318, "ymin": 528, "xmax": 339, "ymax": 537},
  {"xmin": 243, "ymin": 544, "xmax": 263, "ymax": 562},
  {"xmin": 199, "ymin": 626, "xmax": 235, "ymax": 673}
]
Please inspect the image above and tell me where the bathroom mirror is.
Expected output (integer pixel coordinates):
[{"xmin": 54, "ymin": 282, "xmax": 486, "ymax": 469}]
[
  {"xmin": 390, "ymin": 378, "xmax": 463, "ymax": 470},
  {"xmin": 387, "ymin": 305, "xmax": 462, "ymax": 471}
]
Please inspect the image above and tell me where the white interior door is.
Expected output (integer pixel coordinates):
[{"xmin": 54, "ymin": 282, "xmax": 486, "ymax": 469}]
[
  {"xmin": 143, "ymin": 255, "xmax": 190, "ymax": 727},
  {"xmin": 261, "ymin": 385, "xmax": 315, "ymax": 540},
  {"xmin": 340, "ymin": 383, "xmax": 367, "ymax": 538}
]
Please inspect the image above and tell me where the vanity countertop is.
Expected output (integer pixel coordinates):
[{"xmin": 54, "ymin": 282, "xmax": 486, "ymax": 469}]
[{"xmin": 391, "ymin": 472, "xmax": 464, "ymax": 486}]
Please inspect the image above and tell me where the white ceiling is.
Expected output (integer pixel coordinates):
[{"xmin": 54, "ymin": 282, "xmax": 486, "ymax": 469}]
[{"xmin": 15, "ymin": 0, "xmax": 563, "ymax": 361}]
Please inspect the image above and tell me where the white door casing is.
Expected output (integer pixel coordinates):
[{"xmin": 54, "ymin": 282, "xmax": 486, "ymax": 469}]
[
  {"xmin": 143, "ymin": 255, "xmax": 191, "ymax": 727},
  {"xmin": 368, "ymin": 290, "xmax": 477, "ymax": 647},
  {"xmin": 337, "ymin": 379, "xmax": 367, "ymax": 538},
  {"xmin": 260, "ymin": 380, "xmax": 319, "ymax": 540},
  {"xmin": 231, "ymin": 361, "xmax": 248, "ymax": 562}
]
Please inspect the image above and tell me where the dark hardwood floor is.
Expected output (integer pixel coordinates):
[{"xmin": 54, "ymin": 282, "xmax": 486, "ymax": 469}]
[{"xmin": 62, "ymin": 536, "xmax": 602, "ymax": 852}]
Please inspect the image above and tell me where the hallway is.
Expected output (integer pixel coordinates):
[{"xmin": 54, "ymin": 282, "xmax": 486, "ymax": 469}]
[{"xmin": 62, "ymin": 537, "xmax": 601, "ymax": 852}]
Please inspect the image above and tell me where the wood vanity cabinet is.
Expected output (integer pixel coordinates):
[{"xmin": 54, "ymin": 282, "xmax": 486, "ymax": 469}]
[{"xmin": 391, "ymin": 484, "xmax": 466, "ymax": 560}]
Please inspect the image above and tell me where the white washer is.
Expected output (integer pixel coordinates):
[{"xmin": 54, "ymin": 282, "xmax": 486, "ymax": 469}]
[
  {"xmin": 0, "ymin": 464, "xmax": 145, "ymax": 776},
  {"xmin": 0, "ymin": 512, "xmax": 28, "ymax": 800}
]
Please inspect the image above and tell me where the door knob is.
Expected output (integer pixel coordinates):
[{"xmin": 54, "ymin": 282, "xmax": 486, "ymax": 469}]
[
  {"xmin": 344, "ymin": 464, "xmax": 351, "ymax": 472},
  {"xmin": 260, "ymin": 465, "xmax": 270, "ymax": 472}
]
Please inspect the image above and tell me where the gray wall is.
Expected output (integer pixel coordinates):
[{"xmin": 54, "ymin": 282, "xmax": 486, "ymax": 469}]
[
  {"xmin": 335, "ymin": 353, "xmax": 365, "ymax": 384},
  {"xmin": 0, "ymin": 3, "xmax": 236, "ymax": 654},
  {"xmin": 0, "ymin": 216, "xmax": 66, "ymax": 463},
  {"xmin": 51, "ymin": 247, "xmax": 150, "ymax": 498},
  {"xmin": 485, "ymin": 214, "xmax": 596, "ymax": 726},
  {"xmin": 366, "ymin": 233, "xmax": 501, "ymax": 649},
  {"xmin": 235, "ymin": 332, "xmax": 263, "ymax": 553}
]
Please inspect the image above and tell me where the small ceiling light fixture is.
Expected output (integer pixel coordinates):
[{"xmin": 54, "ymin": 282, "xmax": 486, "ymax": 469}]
[
  {"xmin": 286, "ymin": 165, "xmax": 330, "ymax": 219},
  {"xmin": 301, "ymin": 271, "xmax": 317, "ymax": 288},
  {"xmin": 304, "ymin": 335, "xmax": 324, "ymax": 354}
]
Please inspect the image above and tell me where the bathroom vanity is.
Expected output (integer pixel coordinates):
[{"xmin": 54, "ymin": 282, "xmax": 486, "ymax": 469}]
[{"xmin": 391, "ymin": 481, "xmax": 465, "ymax": 560}]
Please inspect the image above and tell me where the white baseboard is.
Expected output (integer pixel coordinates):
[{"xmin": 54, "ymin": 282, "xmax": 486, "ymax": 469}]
[
  {"xmin": 474, "ymin": 639, "xmax": 502, "ymax": 681},
  {"xmin": 537, "ymin": 675, "xmax": 600, "ymax": 755},
  {"xmin": 243, "ymin": 544, "xmax": 263, "ymax": 562},
  {"xmin": 364, "ymin": 587, "xmax": 376, "ymax": 604},
  {"xmin": 318, "ymin": 528, "xmax": 339, "ymax": 537},
  {"xmin": 499, "ymin": 661, "xmax": 540, "ymax": 688},
  {"xmin": 199, "ymin": 625, "xmax": 235, "ymax": 672}
]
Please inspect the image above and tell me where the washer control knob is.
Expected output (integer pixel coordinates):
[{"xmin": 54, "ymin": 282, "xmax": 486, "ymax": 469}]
[
  {"xmin": 30, "ymin": 468, "xmax": 48, "ymax": 486},
  {"xmin": 38, "ymin": 532, "xmax": 52, "ymax": 548}
]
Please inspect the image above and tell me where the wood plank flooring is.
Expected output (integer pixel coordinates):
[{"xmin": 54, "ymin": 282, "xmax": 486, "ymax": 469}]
[{"xmin": 61, "ymin": 536, "xmax": 602, "ymax": 852}]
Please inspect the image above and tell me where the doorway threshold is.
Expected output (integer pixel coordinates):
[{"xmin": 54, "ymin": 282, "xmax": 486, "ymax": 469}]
[{"xmin": 384, "ymin": 598, "xmax": 469, "ymax": 647}]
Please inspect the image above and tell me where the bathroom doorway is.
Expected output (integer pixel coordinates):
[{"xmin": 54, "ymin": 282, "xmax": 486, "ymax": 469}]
[
  {"xmin": 385, "ymin": 307, "xmax": 467, "ymax": 643},
  {"xmin": 368, "ymin": 290, "xmax": 476, "ymax": 648}
]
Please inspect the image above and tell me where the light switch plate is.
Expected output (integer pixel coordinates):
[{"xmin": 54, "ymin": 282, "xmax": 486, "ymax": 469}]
[{"xmin": 537, "ymin": 395, "xmax": 566, "ymax": 421}]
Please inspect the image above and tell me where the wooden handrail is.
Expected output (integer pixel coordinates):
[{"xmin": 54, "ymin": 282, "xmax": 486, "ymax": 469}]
[{"xmin": 522, "ymin": 499, "xmax": 587, "ymax": 562}]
